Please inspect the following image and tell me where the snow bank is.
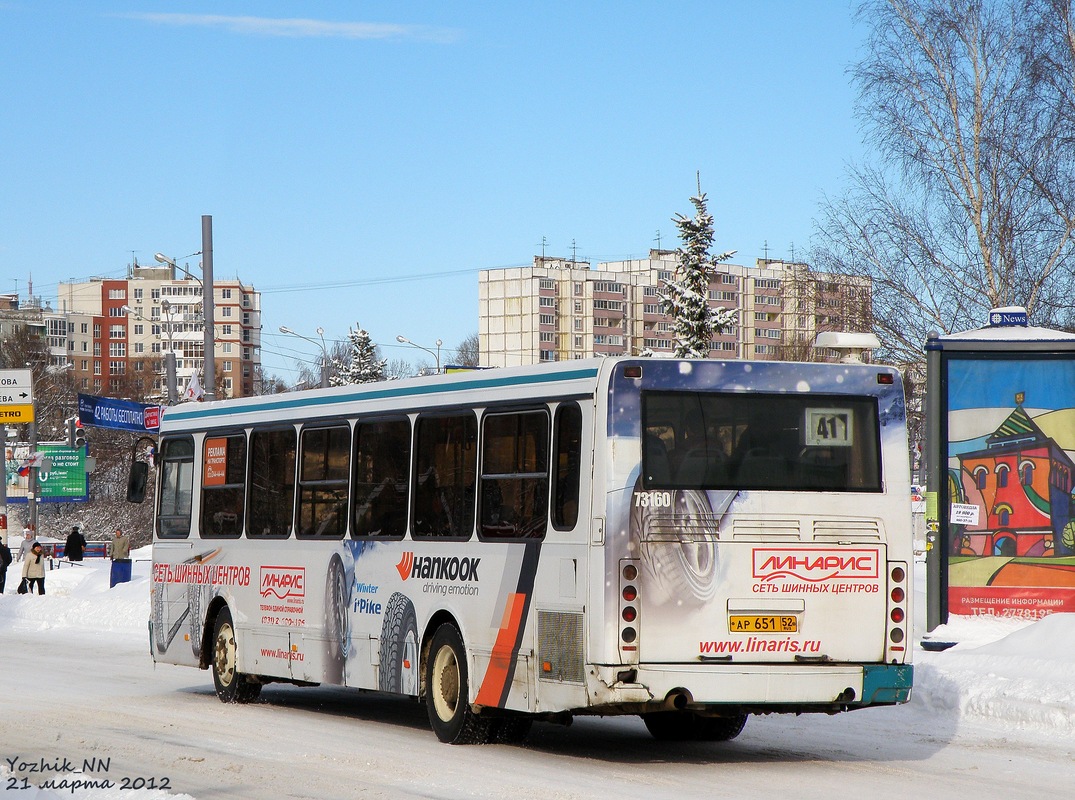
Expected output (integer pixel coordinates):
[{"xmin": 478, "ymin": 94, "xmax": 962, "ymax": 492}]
[{"xmin": 913, "ymin": 613, "xmax": 1075, "ymax": 737}]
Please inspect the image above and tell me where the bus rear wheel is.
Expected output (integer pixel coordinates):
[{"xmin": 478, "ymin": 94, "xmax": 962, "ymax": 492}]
[
  {"xmin": 211, "ymin": 607, "xmax": 262, "ymax": 704},
  {"xmin": 642, "ymin": 711, "xmax": 746, "ymax": 742},
  {"xmin": 424, "ymin": 623, "xmax": 490, "ymax": 744}
]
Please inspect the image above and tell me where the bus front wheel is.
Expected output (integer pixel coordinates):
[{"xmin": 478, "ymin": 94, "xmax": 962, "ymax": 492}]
[
  {"xmin": 211, "ymin": 607, "xmax": 262, "ymax": 704},
  {"xmin": 424, "ymin": 623, "xmax": 490, "ymax": 744}
]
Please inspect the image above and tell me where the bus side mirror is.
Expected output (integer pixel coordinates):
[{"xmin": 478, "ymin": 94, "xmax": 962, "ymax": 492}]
[{"xmin": 127, "ymin": 461, "xmax": 149, "ymax": 503}]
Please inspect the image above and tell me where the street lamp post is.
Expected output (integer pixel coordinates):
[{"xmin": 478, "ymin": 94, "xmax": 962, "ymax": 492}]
[
  {"xmin": 396, "ymin": 334, "xmax": 442, "ymax": 374},
  {"xmin": 280, "ymin": 326, "xmax": 329, "ymax": 388},
  {"xmin": 154, "ymin": 214, "xmax": 215, "ymax": 400}
]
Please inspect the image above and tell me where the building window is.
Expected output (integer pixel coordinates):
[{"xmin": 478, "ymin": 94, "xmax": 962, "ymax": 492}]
[
  {"xmin": 80, "ymin": 323, "xmax": 88, "ymax": 334},
  {"xmin": 221, "ymin": 307, "xmax": 232, "ymax": 317},
  {"xmin": 222, "ymin": 360, "xmax": 232, "ymax": 372},
  {"xmin": 108, "ymin": 288, "xmax": 126, "ymax": 299},
  {"xmin": 539, "ymin": 314, "xmax": 554, "ymax": 325},
  {"xmin": 997, "ymin": 465, "xmax": 1009, "ymax": 488},
  {"xmin": 109, "ymin": 361, "xmax": 126, "ymax": 375},
  {"xmin": 109, "ymin": 343, "xmax": 126, "ymax": 357},
  {"xmin": 110, "ymin": 325, "xmax": 125, "ymax": 338},
  {"xmin": 221, "ymin": 288, "xmax": 232, "ymax": 299},
  {"xmin": 1022, "ymin": 462, "xmax": 1034, "ymax": 486},
  {"xmin": 93, "ymin": 343, "xmax": 101, "ymax": 357}
]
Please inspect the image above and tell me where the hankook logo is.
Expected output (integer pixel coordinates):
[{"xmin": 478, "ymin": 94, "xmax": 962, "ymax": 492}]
[
  {"xmin": 752, "ymin": 548, "xmax": 879, "ymax": 582},
  {"xmin": 395, "ymin": 551, "xmax": 480, "ymax": 582}
]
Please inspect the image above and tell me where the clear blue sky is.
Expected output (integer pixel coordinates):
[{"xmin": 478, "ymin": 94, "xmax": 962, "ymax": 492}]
[{"xmin": 1, "ymin": 1, "xmax": 866, "ymax": 382}]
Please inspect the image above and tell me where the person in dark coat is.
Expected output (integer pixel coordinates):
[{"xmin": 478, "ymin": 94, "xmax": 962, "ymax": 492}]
[
  {"xmin": 65, "ymin": 525, "xmax": 86, "ymax": 562},
  {"xmin": 0, "ymin": 538, "xmax": 11, "ymax": 593}
]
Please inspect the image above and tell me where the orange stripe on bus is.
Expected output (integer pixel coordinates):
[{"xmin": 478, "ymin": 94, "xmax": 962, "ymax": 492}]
[{"xmin": 475, "ymin": 592, "xmax": 526, "ymax": 707}]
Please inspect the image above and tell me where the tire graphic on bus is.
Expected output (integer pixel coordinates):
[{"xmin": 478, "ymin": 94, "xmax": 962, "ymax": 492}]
[
  {"xmin": 324, "ymin": 555, "xmax": 351, "ymax": 684},
  {"xmin": 378, "ymin": 592, "xmax": 419, "ymax": 695},
  {"xmin": 188, "ymin": 583, "xmax": 204, "ymax": 658},
  {"xmin": 631, "ymin": 486, "xmax": 720, "ymax": 607}
]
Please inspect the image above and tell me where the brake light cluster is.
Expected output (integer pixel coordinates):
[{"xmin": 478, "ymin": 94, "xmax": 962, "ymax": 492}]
[
  {"xmin": 620, "ymin": 560, "xmax": 640, "ymax": 659},
  {"xmin": 886, "ymin": 563, "xmax": 909, "ymax": 660}
]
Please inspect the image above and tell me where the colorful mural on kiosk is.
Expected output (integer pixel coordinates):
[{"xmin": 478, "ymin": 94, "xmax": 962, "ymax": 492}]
[{"xmin": 946, "ymin": 358, "xmax": 1075, "ymax": 617}]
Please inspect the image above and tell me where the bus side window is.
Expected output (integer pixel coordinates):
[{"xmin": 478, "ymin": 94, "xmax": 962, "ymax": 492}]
[
  {"xmin": 248, "ymin": 428, "xmax": 296, "ymax": 538},
  {"xmin": 553, "ymin": 403, "xmax": 582, "ymax": 529},
  {"xmin": 413, "ymin": 414, "xmax": 476, "ymax": 539},
  {"xmin": 297, "ymin": 425, "xmax": 350, "ymax": 538},
  {"xmin": 353, "ymin": 418, "xmax": 410, "ymax": 538},
  {"xmin": 158, "ymin": 436, "xmax": 195, "ymax": 539},
  {"xmin": 480, "ymin": 410, "xmax": 549, "ymax": 539},
  {"xmin": 201, "ymin": 434, "xmax": 247, "ymax": 538}
]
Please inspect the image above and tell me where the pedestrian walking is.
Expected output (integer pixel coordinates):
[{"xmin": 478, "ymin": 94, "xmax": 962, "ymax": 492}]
[
  {"xmin": 65, "ymin": 525, "xmax": 86, "ymax": 562},
  {"xmin": 21, "ymin": 541, "xmax": 46, "ymax": 594},
  {"xmin": 0, "ymin": 537, "xmax": 11, "ymax": 593},
  {"xmin": 17, "ymin": 529, "xmax": 33, "ymax": 562}
]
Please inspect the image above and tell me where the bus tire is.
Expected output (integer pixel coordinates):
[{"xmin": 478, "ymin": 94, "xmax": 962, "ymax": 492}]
[
  {"xmin": 696, "ymin": 713, "xmax": 747, "ymax": 741},
  {"xmin": 642, "ymin": 711, "xmax": 746, "ymax": 742},
  {"xmin": 378, "ymin": 592, "xmax": 418, "ymax": 694},
  {"xmin": 324, "ymin": 555, "xmax": 350, "ymax": 681},
  {"xmin": 211, "ymin": 607, "xmax": 261, "ymax": 704},
  {"xmin": 424, "ymin": 623, "xmax": 491, "ymax": 744}
]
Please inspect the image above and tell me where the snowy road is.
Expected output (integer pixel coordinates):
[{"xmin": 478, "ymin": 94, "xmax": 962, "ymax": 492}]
[
  {"xmin": 2, "ymin": 559, "xmax": 1075, "ymax": 799},
  {"xmin": 2, "ymin": 624, "xmax": 1072, "ymax": 800}
]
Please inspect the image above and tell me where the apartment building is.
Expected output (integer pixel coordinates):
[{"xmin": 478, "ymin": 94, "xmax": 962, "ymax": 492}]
[
  {"xmin": 56, "ymin": 261, "xmax": 262, "ymax": 399},
  {"xmin": 479, "ymin": 250, "xmax": 871, "ymax": 367}
]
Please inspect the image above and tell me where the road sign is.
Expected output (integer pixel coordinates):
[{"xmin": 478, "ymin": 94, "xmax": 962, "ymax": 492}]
[{"xmin": 0, "ymin": 369, "xmax": 34, "ymax": 423}]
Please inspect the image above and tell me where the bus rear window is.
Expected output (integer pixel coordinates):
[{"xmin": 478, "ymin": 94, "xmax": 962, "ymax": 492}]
[{"xmin": 642, "ymin": 391, "xmax": 882, "ymax": 492}]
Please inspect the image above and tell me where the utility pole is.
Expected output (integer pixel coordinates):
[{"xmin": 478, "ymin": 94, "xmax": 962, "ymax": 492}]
[
  {"xmin": 0, "ymin": 424, "xmax": 7, "ymax": 545},
  {"xmin": 201, "ymin": 214, "xmax": 216, "ymax": 401}
]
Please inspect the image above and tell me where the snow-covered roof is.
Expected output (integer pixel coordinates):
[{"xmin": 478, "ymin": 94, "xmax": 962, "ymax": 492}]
[{"xmin": 939, "ymin": 325, "xmax": 1075, "ymax": 342}]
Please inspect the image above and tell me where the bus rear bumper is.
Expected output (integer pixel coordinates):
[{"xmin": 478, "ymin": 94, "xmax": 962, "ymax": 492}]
[{"xmin": 589, "ymin": 662, "xmax": 913, "ymax": 712}]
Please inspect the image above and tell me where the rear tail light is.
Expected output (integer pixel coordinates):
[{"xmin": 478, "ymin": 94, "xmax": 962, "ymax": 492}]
[
  {"xmin": 620, "ymin": 561, "xmax": 640, "ymax": 656},
  {"xmin": 886, "ymin": 563, "xmax": 909, "ymax": 657}
]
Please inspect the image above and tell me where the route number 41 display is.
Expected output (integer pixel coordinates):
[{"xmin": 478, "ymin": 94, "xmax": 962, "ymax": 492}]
[{"xmin": 804, "ymin": 408, "xmax": 853, "ymax": 447}]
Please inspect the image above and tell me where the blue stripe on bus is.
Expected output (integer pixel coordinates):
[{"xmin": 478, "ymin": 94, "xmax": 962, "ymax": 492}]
[{"xmin": 164, "ymin": 365, "xmax": 602, "ymax": 423}]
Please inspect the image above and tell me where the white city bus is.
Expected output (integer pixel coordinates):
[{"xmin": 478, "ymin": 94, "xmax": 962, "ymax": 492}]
[{"xmin": 142, "ymin": 356, "xmax": 913, "ymax": 744}]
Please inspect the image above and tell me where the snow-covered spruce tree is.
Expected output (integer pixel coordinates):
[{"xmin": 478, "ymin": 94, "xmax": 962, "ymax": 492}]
[
  {"xmin": 329, "ymin": 323, "xmax": 387, "ymax": 385},
  {"xmin": 659, "ymin": 191, "xmax": 738, "ymax": 358}
]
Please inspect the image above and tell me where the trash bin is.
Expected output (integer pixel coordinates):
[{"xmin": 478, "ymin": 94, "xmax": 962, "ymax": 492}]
[{"xmin": 110, "ymin": 559, "xmax": 132, "ymax": 588}]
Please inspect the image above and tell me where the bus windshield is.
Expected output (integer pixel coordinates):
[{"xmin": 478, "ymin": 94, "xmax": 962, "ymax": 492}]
[{"xmin": 641, "ymin": 390, "xmax": 882, "ymax": 492}]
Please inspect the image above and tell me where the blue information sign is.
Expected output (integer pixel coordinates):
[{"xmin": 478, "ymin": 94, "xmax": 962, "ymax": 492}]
[{"xmin": 77, "ymin": 393, "xmax": 162, "ymax": 433}]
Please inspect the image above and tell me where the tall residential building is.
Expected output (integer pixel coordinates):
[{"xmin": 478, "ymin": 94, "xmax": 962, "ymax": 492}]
[
  {"xmin": 57, "ymin": 261, "xmax": 262, "ymax": 399},
  {"xmin": 479, "ymin": 250, "xmax": 872, "ymax": 367}
]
